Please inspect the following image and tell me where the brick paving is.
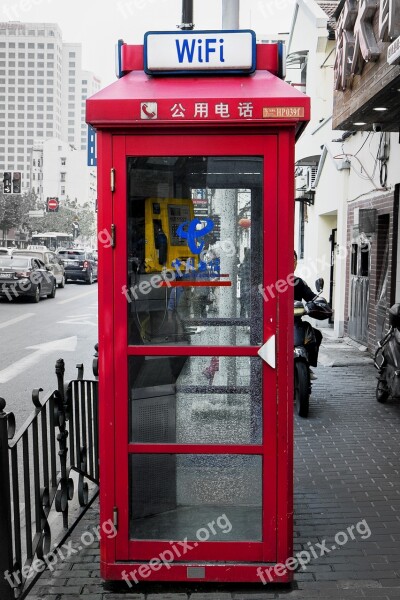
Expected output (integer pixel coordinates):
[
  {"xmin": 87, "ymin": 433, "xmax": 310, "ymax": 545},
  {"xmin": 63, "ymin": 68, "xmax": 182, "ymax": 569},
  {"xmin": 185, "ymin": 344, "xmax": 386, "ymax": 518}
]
[{"xmin": 26, "ymin": 338, "xmax": 400, "ymax": 599}]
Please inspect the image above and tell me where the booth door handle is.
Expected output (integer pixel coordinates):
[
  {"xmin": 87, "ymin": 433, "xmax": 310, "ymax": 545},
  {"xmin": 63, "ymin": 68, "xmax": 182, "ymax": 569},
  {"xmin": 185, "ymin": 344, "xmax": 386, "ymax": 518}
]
[{"xmin": 258, "ymin": 334, "xmax": 276, "ymax": 369}]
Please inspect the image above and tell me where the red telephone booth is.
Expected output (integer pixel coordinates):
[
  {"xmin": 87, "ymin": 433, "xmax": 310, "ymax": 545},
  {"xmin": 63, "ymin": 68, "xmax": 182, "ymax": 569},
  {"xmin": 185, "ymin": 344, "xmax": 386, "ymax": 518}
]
[{"xmin": 87, "ymin": 32, "xmax": 309, "ymax": 585}]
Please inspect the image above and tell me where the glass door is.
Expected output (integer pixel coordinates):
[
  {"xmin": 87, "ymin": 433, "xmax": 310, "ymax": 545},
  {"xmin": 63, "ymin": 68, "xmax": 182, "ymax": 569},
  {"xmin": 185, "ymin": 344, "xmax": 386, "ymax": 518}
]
[{"xmin": 113, "ymin": 134, "xmax": 278, "ymax": 564}]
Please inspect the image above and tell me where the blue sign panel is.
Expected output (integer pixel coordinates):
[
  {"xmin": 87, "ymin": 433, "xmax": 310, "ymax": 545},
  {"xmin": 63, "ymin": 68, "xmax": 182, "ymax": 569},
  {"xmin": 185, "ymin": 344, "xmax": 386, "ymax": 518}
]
[{"xmin": 87, "ymin": 125, "xmax": 97, "ymax": 167}]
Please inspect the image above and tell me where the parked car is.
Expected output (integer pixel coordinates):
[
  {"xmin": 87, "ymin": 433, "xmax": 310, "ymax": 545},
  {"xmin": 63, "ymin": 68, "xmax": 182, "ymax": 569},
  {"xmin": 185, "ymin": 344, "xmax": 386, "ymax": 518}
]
[
  {"xmin": 12, "ymin": 249, "xmax": 65, "ymax": 288},
  {"xmin": 0, "ymin": 247, "xmax": 10, "ymax": 255},
  {"xmin": 57, "ymin": 249, "xmax": 98, "ymax": 284},
  {"xmin": 0, "ymin": 256, "xmax": 57, "ymax": 302}
]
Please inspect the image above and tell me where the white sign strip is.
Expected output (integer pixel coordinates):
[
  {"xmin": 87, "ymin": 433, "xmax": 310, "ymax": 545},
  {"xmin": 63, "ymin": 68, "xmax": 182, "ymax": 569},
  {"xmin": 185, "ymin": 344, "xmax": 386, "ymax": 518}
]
[{"xmin": 145, "ymin": 30, "xmax": 255, "ymax": 73}]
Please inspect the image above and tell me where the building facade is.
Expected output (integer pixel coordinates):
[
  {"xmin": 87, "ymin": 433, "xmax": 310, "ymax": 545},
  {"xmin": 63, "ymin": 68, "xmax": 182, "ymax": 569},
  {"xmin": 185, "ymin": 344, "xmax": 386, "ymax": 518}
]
[
  {"xmin": 0, "ymin": 22, "xmax": 63, "ymax": 191},
  {"xmin": 290, "ymin": 0, "xmax": 400, "ymax": 350},
  {"xmin": 0, "ymin": 21, "xmax": 100, "ymax": 194},
  {"xmin": 30, "ymin": 138, "xmax": 97, "ymax": 208},
  {"xmin": 287, "ymin": 0, "xmax": 343, "ymax": 333},
  {"xmin": 333, "ymin": 0, "xmax": 400, "ymax": 350}
]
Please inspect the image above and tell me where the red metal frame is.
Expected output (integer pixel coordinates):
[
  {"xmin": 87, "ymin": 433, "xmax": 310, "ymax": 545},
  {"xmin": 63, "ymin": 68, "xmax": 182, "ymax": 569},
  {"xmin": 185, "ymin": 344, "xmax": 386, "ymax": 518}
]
[{"xmin": 111, "ymin": 135, "xmax": 277, "ymax": 564}]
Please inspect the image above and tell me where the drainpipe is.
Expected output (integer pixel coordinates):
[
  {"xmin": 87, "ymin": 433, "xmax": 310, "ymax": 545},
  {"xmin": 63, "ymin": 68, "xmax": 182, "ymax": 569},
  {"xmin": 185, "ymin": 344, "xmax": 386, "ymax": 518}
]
[{"xmin": 222, "ymin": 0, "xmax": 239, "ymax": 29}]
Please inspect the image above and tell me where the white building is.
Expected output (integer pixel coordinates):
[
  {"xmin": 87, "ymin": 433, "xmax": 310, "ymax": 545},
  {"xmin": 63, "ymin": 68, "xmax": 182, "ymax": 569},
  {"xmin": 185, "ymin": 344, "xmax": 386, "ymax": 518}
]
[
  {"xmin": 30, "ymin": 138, "xmax": 97, "ymax": 208},
  {"xmin": 0, "ymin": 21, "xmax": 100, "ymax": 192},
  {"xmin": 287, "ymin": 0, "xmax": 345, "ymax": 335},
  {"xmin": 0, "ymin": 22, "xmax": 63, "ymax": 190},
  {"xmin": 80, "ymin": 71, "xmax": 101, "ymax": 151}
]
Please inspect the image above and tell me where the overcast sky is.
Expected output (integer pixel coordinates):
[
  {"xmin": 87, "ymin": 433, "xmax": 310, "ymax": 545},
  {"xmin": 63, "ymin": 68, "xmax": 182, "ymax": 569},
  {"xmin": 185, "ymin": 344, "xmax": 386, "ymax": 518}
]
[{"xmin": 1, "ymin": 0, "xmax": 296, "ymax": 86}]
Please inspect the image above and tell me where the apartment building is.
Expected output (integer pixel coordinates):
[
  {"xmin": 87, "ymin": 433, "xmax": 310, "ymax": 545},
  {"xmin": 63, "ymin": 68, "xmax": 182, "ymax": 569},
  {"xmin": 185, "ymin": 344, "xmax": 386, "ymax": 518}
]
[
  {"xmin": 30, "ymin": 138, "xmax": 97, "ymax": 208},
  {"xmin": 0, "ymin": 21, "xmax": 100, "ymax": 194}
]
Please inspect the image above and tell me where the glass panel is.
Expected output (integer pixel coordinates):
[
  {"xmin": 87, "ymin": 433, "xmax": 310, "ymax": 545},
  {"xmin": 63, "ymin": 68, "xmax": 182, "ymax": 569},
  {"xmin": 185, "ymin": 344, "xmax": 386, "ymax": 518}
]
[
  {"xmin": 129, "ymin": 356, "xmax": 262, "ymax": 444},
  {"xmin": 127, "ymin": 156, "xmax": 263, "ymax": 346},
  {"xmin": 129, "ymin": 454, "xmax": 262, "ymax": 541}
]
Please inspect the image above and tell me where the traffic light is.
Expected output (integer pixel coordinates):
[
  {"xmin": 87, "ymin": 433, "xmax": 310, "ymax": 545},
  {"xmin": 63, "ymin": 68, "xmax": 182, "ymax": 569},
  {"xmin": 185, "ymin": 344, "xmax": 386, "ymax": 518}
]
[
  {"xmin": 3, "ymin": 172, "xmax": 11, "ymax": 194},
  {"xmin": 46, "ymin": 197, "xmax": 59, "ymax": 212},
  {"xmin": 12, "ymin": 171, "xmax": 21, "ymax": 194}
]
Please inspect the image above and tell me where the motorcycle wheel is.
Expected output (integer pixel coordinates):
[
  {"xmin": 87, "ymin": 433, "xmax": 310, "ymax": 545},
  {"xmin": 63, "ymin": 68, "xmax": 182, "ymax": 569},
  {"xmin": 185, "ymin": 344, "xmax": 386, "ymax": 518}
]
[
  {"xmin": 376, "ymin": 372, "xmax": 389, "ymax": 403},
  {"xmin": 295, "ymin": 361, "xmax": 309, "ymax": 418}
]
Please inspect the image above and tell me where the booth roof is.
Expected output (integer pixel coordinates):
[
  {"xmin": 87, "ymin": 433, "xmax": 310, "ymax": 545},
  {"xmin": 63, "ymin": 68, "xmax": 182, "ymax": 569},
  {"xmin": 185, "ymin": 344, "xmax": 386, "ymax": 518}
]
[{"xmin": 86, "ymin": 70, "xmax": 310, "ymax": 132}]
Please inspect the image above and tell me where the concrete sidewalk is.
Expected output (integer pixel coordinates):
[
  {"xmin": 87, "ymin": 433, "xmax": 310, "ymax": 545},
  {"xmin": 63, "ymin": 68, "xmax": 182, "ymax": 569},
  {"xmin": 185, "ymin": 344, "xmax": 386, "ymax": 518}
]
[{"xmin": 27, "ymin": 335, "xmax": 400, "ymax": 600}]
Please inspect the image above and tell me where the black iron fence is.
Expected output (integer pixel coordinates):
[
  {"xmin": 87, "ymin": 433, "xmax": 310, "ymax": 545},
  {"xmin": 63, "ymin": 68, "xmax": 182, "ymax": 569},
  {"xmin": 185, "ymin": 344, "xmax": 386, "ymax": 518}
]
[{"xmin": 0, "ymin": 353, "xmax": 99, "ymax": 600}]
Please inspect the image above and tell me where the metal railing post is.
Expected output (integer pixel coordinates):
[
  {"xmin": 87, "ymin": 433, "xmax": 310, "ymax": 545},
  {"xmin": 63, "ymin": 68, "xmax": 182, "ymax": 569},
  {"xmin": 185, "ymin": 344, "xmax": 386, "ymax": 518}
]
[{"xmin": 0, "ymin": 398, "xmax": 16, "ymax": 600}]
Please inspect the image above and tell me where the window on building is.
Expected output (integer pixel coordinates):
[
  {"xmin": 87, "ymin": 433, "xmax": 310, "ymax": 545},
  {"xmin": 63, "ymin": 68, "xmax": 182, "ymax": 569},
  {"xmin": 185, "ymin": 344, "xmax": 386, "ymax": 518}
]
[
  {"xmin": 360, "ymin": 244, "xmax": 369, "ymax": 277},
  {"xmin": 60, "ymin": 172, "xmax": 66, "ymax": 182},
  {"xmin": 351, "ymin": 244, "xmax": 358, "ymax": 276},
  {"xmin": 61, "ymin": 157, "xmax": 66, "ymax": 165}
]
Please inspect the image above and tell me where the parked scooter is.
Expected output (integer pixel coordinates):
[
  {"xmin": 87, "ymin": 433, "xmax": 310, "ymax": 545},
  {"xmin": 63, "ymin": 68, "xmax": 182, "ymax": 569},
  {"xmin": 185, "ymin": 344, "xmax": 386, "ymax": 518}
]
[
  {"xmin": 374, "ymin": 303, "xmax": 400, "ymax": 402},
  {"xmin": 294, "ymin": 278, "xmax": 333, "ymax": 418}
]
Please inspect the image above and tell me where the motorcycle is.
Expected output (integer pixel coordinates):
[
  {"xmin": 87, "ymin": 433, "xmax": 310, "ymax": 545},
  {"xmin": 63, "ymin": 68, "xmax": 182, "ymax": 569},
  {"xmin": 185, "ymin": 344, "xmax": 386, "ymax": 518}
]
[
  {"xmin": 294, "ymin": 278, "xmax": 333, "ymax": 418},
  {"xmin": 374, "ymin": 303, "xmax": 400, "ymax": 402}
]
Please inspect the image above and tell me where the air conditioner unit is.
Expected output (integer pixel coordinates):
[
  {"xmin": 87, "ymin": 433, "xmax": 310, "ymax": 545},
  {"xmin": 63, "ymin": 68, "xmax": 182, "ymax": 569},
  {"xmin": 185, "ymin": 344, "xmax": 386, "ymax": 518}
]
[
  {"xmin": 306, "ymin": 166, "xmax": 318, "ymax": 191},
  {"xmin": 295, "ymin": 174, "xmax": 307, "ymax": 190}
]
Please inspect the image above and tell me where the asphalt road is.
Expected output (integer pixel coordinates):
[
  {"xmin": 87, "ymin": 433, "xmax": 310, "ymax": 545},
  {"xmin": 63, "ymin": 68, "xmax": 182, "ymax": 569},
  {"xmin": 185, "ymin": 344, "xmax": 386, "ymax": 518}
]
[{"xmin": 0, "ymin": 281, "xmax": 98, "ymax": 429}]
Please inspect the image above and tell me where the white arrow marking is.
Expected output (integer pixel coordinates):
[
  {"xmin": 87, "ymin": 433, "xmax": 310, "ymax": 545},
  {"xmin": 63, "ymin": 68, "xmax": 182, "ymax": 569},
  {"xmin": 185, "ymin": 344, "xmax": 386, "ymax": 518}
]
[
  {"xmin": 258, "ymin": 335, "xmax": 276, "ymax": 369},
  {"xmin": 0, "ymin": 336, "xmax": 78, "ymax": 383},
  {"xmin": 0, "ymin": 313, "xmax": 34, "ymax": 330}
]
